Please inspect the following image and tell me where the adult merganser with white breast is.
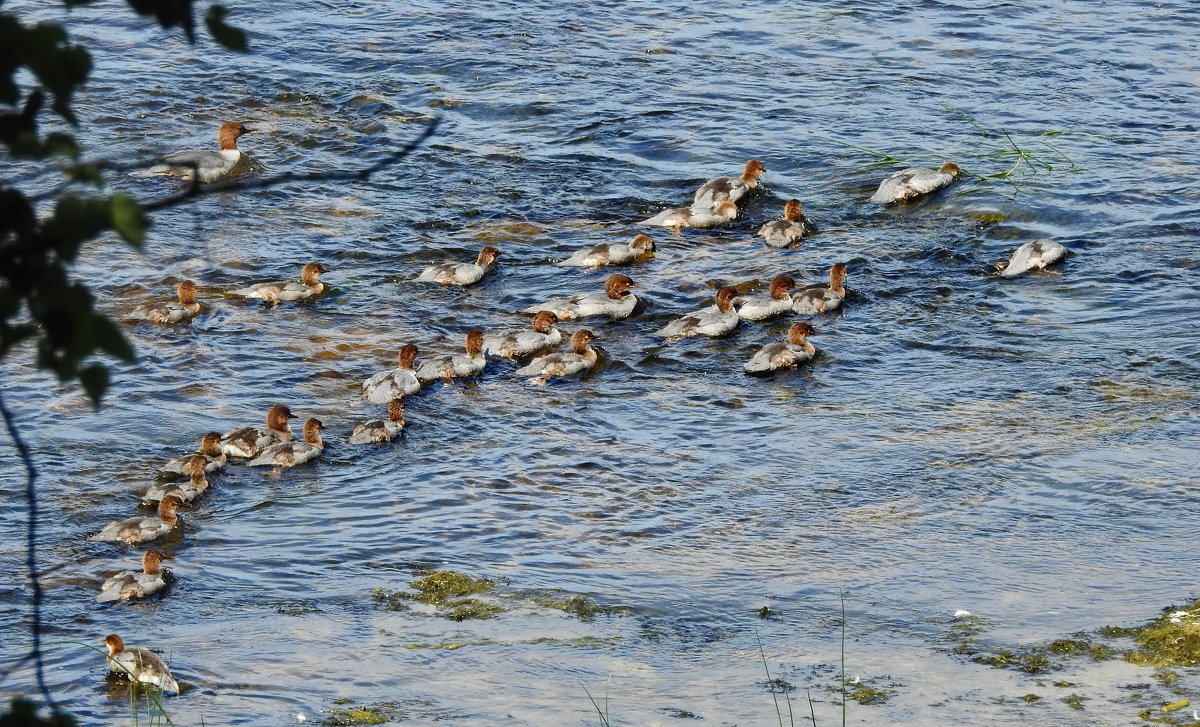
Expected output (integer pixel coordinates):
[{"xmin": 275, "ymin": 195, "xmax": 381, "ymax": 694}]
[
  {"xmin": 233, "ymin": 263, "xmax": 329, "ymax": 304},
  {"xmin": 557, "ymin": 235, "xmax": 655, "ymax": 269},
  {"xmin": 96, "ymin": 549, "xmax": 168, "ymax": 603},
  {"xmin": 140, "ymin": 121, "xmax": 253, "ymax": 183},
  {"xmin": 736, "ymin": 275, "xmax": 797, "ymax": 321},
  {"xmin": 414, "ymin": 329, "xmax": 486, "ymax": 384},
  {"xmin": 520, "ymin": 274, "xmax": 640, "ymax": 320},
  {"xmin": 415, "ymin": 247, "xmax": 500, "ymax": 286},
  {"xmin": 656, "ymin": 287, "xmax": 740, "ymax": 342},
  {"xmin": 483, "ymin": 311, "xmax": 562, "ymax": 360},
  {"xmin": 693, "ymin": 160, "xmax": 766, "ymax": 206},
  {"xmin": 870, "ymin": 163, "xmax": 960, "ymax": 204},
  {"xmin": 641, "ymin": 201, "xmax": 738, "ymax": 229},
  {"xmin": 102, "ymin": 634, "xmax": 180, "ymax": 694},
  {"xmin": 792, "ymin": 263, "xmax": 847, "ymax": 315},
  {"xmin": 362, "ymin": 344, "xmax": 422, "ymax": 403}
]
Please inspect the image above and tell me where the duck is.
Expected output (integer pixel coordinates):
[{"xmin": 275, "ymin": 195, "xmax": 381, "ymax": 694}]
[
  {"xmin": 737, "ymin": 275, "xmax": 797, "ymax": 321},
  {"xmin": 124, "ymin": 281, "xmax": 202, "ymax": 324},
  {"xmin": 362, "ymin": 344, "xmax": 422, "ymax": 404},
  {"xmin": 92, "ymin": 495, "xmax": 183, "ymax": 545},
  {"xmin": 759, "ymin": 200, "xmax": 816, "ymax": 248},
  {"xmin": 792, "ymin": 263, "xmax": 847, "ymax": 315},
  {"xmin": 96, "ymin": 549, "xmax": 168, "ymax": 603},
  {"xmin": 220, "ymin": 404, "xmax": 296, "ymax": 458},
  {"xmin": 693, "ymin": 159, "xmax": 766, "ymax": 206},
  {"xmin": 557, "ymin": 234, "xmax": 655, "ymax": 269},
  {"xmin": 997, "ymin": 239, "xmax": 1068, "ymax": 277},
  {"xmin": 233, "ymin": 262, "xmax": 329, "ymax": 304},
  {"xmin": 520, "ymin": 274, "xmax": 640, "ymax": 320},
  {"xmin": 656, "ymin": 287, "xmax": 740, "ymax": 342},
  {"xmin": 869, "ymin": 163, "xmax": 961, "ymax": 204},
  {"xmin": 744, "ymin": 322, "xmax": 821, "ymax": 375},
  {"xmin": 415, "ymin": 246, "xmax": 500, "ymax": 286},
  {"xmin": 641, "ymin": 201, "xmax": 738, "ymax": 229},
  {"xmin": 415, "ymin": 329, "xmax": 487, "ymax": 384},
  {"xmin": 248, "ymin": 418, "xmax": 324, "ymax": 469},
  {"xmin": 102, "ymin": 634, "xmax": 180, "ymax": 694},
  {"xmin": 137, "ymin": 121, "xmax": 252, "ymax": 183},
  {"xmin": 158, "ymin": 432, "xmax": 226, "ymax": 478},
  {"xmin": 143, "ymin": 455, "xmax": 210, "ymax": 505},
  {"xmin": 482, "ymin": 311, "xmax": 562, "ymax": 360},
  {"xmin": 515, "ymin": 330, "xmax": 599, "ymax": 385},
  {"xmin": 349, "ymin": 398, "xmax": 406, "ymax": 444}
]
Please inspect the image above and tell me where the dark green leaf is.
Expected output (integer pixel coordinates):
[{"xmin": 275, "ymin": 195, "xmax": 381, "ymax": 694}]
[
  {"xmin": 110, "ymin": 194, "xmax": 147, "ymax": 247},
  {"xmin": 43, "ymin": 132, "xmax": 80, "ymax": 158},
  {"xmin": 79, "ymin": 363, "xmax": 109, "ymax": 406},
  {"xmin": 205, "ymin": 5, "xmax": 248, "ymax": 52},
  {"xmin": 90, "ymin": 314, "xmax": 136, "ymax": 363}
]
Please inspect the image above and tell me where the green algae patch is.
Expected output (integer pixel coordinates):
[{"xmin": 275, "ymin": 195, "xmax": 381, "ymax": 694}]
[
  {"xmin": 1063, "ymin": 693, "xmax": 1087, "ymax": 710},
  {"xmin": 848, "ymin": 686, "xmax": 892, "ymax": 705},
  {"xmin": 444, "ymin": 598, "xmax": 505, "ymax": 622},
  {"xmin": 370, "ymin": 570, "xmax": 505, "ymax": 621},
  {"xmin": 326, "ymin": 707, "xmax": 389, "ymax": 725},
  {"xmin": 1020, "ymin": 694, "xmax": 1042, "ymax": 703},
  {"xmin": 370, "ymin": 588, "xmax": 409, "ymax": 612},
  {"xmin": 535, "ymin": 593, "xmax": 630, "ymax": 621},
  {"xmin": 411, "ymin": 571, "xmax": 495, "ymax": 604},
  {"xmin": 1123, "ymin": 603, "xmax": 1200, "ymax": 668}
]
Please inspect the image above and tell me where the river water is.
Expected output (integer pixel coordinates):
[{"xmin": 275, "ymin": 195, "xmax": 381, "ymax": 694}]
[{"xmin": 2, "ymin": 1, "xmax": 1199, "ymax": 725}]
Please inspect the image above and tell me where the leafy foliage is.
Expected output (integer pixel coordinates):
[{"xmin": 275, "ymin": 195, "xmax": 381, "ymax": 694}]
[{"xmin": 0, "ymin": 0, "xmax": 246, "ymax": 405}]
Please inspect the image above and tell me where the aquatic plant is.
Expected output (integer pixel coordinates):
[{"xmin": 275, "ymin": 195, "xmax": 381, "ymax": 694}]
[{"xmin": 1123, "ymin": 602, "xmax": 1200, "ymax": 668}]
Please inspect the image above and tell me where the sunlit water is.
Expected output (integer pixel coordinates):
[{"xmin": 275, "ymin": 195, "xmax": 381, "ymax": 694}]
[{"xmin": 3, "ymin": 1, "xmax": 1199, "ymax": 725}]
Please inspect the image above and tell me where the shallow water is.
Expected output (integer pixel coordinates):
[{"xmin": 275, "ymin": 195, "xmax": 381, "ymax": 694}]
[{"xmin": 3, "ymin": 0, "xmax": 1200, "ymax": 724}]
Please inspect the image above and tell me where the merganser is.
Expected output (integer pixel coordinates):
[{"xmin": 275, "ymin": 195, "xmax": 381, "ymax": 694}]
[
  {"xmin": 656, "ymin": 286, "xmax": 740, "ymax": 342},
  {"xmin": 159, "ymin": 433, "xmax": 226, "ymax": 478},
  {"xmin": 415, "ymin": 246, "xmax": 500, "ymax": 286},
  {"xmin": 557, "ymin": 234, "xmax": 655, "ymax": 269},
  {"xmin": 515, "ymin": 329, "xmax": 598, "ymax": 385},
  {"xmin": 520, "ymin": 274, "xmax": 640, "ymax": 320},
  {"xmin": 744, "ymin": 322, "xmax": 821, "ymax": 375},
  {"xmin": 220, "ymin": 404, "xmax": 296, "ymax": 458},
  {"xmin": 693, "ymin": 160, "xmax": 766, "ymax": 206},
  {"xmin": 482, "ymin": 311, "xmax": 562, "ymax": 359},
  {"xmin": 362, "ymin": 344, "xmax": 422, "ymax": 404},
  {"xmin": 997, "ymin": 239, "xmax": 1068, "ymax": 277},
  {"xmin": 737, "ymin": 275, "xmax": 797, "ymax": 321},
  {"xmin": 96, "ymin": 549, "xmax": 168, "ymax": 603},
  {"xmin": 641, "ymin": 201, "xmax": 738, "ymax": 229},
  {"xmin": 349, "ymin": 398, "xmax": 406, "ymax": 444},
  {"xmin": 759, "ymin": 200, "xmax": 816, "ymax": 248},
  {"xmin": 141, "ymin": 121, "xmax": 252, "ymax": 183},
  {"xmin": 248, "ymin": 418, "xmax": 324, "ymax": 468},
  {"xmin": 414, "ymin": 329, "xmax": 487, "ymax": 384},
  {"xmin": 102, "ymin": 634, "xmax": 180, "ymax": 694},
  {"xmin": 233, "ymin": 263, "xmax": 329, "ymax": 304},
  {"xmin": 869, "ymin": 163, "xmax": 960, "ymax": 204},
  {"xmin": 124, "ymin": 281, "xmax": 202, "ymax": 324},
  {"xmin": 143, "ymin": 455, "xmax": 210, "ymax": 505},
  {"xmin": 92, "ymin": 495, "xmax": 183, "ymax": 545},
  {"xmin": 792, "ymin": 263, "xmax": 847, "ymax": 315}
]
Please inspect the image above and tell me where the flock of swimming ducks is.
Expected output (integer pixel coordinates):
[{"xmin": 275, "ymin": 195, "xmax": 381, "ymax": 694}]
[{"xmin": 94, "ymin": 122, "xmax": 1070, "ymax": 695}]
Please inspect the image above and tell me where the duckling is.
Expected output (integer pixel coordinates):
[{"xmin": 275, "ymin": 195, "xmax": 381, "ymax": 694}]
[
  {"xmin": 102, "ymin": 634, "xmax": 180, "ymax": 694},
  {"xmin": 233, "ymin": 263, "xmax": 329, "ymax": 304},
  {"xmin": 693, "ymin": 160, "xmax": 766, "ymax": 206},
  {"xmin": 143, "ymin": 455, "xmax": 210, "ymax": 505},
  {"xmin": 362, "ymin": 344, "xmax": 422, "ymax": 404},
  {"xmin": 96, "ymin": 549, "xmax": 168, "ymax": 603},
  {"xmin": 557, "ymin": 234, "xmax": 655, "ymax": 269},
  {"xmin": 656, "ymin": 287, "xmax": 740, "ymax": 342},
  {"xmin": 759, "ymin": 200, "xmax": 816, "ymax": 248},
  {"xmin": 997, "ymin": 239, "xmax": 1068, "ymax": 277},
  {"xmin": 92, "ymin": 495, "xmax": 183, "ymax": 545},
  {"xmin": 482, "ymin": 311, "xmax": 562, "ymax": 360},
  {"xmin": 792, "ymin": 263, "xmax": 847, "ymax": 315},
  {"xmin": 737, "ymin": 275, "xmax": 797, "ymax": 321},
  {"xmin": 220, "ymin": 404, "xmax": 296, "ymax": 458},
  {"xmin": 641, "ymin": 201, "xmax": 738, "ymax": 229},
  {"xmin": 520, "ymin": 274, "xmax": 640, "ymax": 320},
  {"xmin": 414, "ymin": 329, "xmax": 487, "ymax": 384},
  {"xmin": 158, "ymin": 433, "xmax": 226, "ymax": 478},
  {"xmin": 248, "ymin": 418, "xmax": 324, "ymax": 469},
  {"xmin": 744, "ymin": 322, "xmax": 821, "ymax": 375},
  {"xmin": 349, "ymin": 398, "xmax": 406, "ymax": 444},
  {"xmin": 870, "ymin": 163, "xmax": 960, "ymax": 204},
  {"xmin": 415, "ymin": 246, "xmax": 500, "ymax": 286},
  {"xmin": 515, "ymin": 330, "xmax": 599, "ymax": 386},
  {"xmin": 124, "ymin": 281, "xmax": 202, "ymax": 324}
]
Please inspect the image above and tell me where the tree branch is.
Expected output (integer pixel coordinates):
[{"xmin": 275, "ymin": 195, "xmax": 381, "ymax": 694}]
[{"xmin": 0, "ymin": 390, "xmax": 58, "ymax": 714}]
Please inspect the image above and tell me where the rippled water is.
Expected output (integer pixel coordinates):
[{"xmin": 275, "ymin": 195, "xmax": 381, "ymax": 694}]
[{"xmin": 3, "ymin": 0, "xmax": 1199, "ymax": 724}]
